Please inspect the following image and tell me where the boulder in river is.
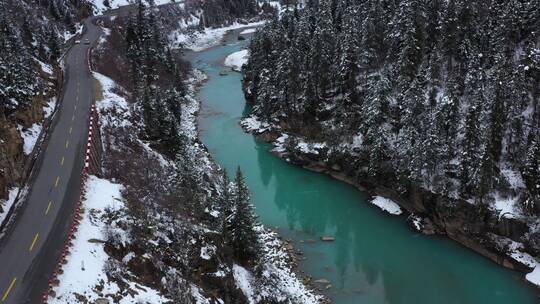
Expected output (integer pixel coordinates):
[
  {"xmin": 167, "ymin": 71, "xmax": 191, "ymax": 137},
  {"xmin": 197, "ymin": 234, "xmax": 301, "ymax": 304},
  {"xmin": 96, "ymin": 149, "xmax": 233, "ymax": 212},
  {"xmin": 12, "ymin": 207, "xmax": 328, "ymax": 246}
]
[
  {"xmin": 314, "ymin": 278, "xmax": 331, "ymax": 284},
  {"xmin": 320, "ymin": 236, "xmax": 335, "ymax": 241}
]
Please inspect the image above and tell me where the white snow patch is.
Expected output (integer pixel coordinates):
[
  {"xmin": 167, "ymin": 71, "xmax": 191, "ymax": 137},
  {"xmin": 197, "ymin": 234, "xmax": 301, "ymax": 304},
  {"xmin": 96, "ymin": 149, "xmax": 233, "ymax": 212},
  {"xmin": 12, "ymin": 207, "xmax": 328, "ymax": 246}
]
[
  {"xmin": 526, "ymin": 264, "xmax": 540, "ymax": 287},
  {"xmin": 224, "ymin": 49, "xmax": 250, "ymax": 72},
  {"xmin": 351, "ymin": 133, "xmax": 363, "ymax": 149},
  {"xmin": 63, "ymin": 23, "xmax": 83, "ymax": 42},
  {"xmin": 43, "ymin": 98, "xmax": 57, "ymax": 119},
  {"xmin": 494, "ymin": 235, "xmax": 540, "ymax": 287},
  {"xmin": 18, "ymin": 123, "xmax": 42, "ymax": 155},
  {"xmin": 233, "ymin": 264, "xmax": 255, "ymax": 303},
  {"xmin": 240, "ymin": 115, "xmax": 270, "ymax": 133},
  {"xmin": 239, "ymin": 28, "xmax": 257, "ymax": 35},
  {"xmin": 296, "ymin": 140, "xmax": 326, "ymax": 155},
  {"xmin": 36, "ymin": 59, "xmax": 53, "ymax": 75},
  {"xmin": 493, "ymin": 194, "xmax": 521, "ymax": 219},
  {"xmin": 255, "ymin": 226, "xmax": 321, "ymax": 303},
  {"xmin": 191, "ymin": 285, "xmax": 212, "ymax": 304},
  {"xmin": 500, "ymin": 168, "xmax": 526, "ymax": 189},
  {"xmin": 410, "ymin": 214, "xmax": 423, "ymax": 231},
  {"xmin": 370, "ymin": 196, "xmax": 403, "ymax": 215},
  {"xmin": 49, "ymin": 175, "xmax": 170, "ymax": 304},
  {"xmin": 273, "ymin": 133, "xmax": 289, "ymax": 153},
  {"xmin": 93, "ymin": 72, "xmax": 132, "ymax": 128},
  {"xmin": 200, "ymin": 245, "xmax": 215, "ymax": 260}
]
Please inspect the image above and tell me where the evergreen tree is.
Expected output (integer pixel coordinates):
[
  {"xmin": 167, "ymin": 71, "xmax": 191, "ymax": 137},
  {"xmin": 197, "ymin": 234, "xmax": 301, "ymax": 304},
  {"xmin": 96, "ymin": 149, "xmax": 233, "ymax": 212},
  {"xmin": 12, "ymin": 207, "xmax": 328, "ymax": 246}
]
[
  {"xmin": 523, "ymin": 137, "xmax": 540, "ymax": 213},
  {"xmin": 227, "ymin": 168, "xmax": 259, "ymax": 261}
]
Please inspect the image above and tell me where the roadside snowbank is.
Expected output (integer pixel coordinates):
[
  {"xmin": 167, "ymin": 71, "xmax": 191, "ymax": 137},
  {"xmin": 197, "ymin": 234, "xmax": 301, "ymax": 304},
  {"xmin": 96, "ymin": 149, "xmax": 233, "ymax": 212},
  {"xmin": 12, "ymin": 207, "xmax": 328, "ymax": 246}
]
[
  {"xmin": 0, "ymin": 188, "xmax": 19, "ymax": 226},
  {"xmin": 224, "ymin": 49, "xmax": 250, "ymax": 71},
  {"xmin": 49, "ymin": 176, "xmax": 170, "ymax": 303}
]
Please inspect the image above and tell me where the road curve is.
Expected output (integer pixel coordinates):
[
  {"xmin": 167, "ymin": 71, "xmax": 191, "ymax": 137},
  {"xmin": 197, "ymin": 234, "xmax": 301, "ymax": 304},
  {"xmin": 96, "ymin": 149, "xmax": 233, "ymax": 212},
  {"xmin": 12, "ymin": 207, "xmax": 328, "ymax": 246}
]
[{"xmin": 0, "ymin": 18, "xmax": 102, "ymax": 304}]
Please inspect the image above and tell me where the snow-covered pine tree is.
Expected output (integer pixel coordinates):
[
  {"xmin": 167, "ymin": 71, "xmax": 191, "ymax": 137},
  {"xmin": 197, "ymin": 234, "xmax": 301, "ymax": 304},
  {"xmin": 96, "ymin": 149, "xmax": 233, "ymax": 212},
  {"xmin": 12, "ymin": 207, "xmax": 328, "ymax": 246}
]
[{"xmin": 227, "ymin": 168, "xmax": 259, "ymax": 261}]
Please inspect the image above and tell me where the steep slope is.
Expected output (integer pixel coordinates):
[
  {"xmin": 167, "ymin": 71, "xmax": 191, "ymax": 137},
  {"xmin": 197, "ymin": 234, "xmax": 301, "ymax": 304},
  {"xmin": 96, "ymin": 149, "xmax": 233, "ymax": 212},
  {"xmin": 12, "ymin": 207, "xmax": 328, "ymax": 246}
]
[
  {"xmin": 242, "ymin": 0, "xmax": 540, "ymax": 285},
  {"xmin": 0, "ymin": 0, "xmax": 90, "ymax": 217}
]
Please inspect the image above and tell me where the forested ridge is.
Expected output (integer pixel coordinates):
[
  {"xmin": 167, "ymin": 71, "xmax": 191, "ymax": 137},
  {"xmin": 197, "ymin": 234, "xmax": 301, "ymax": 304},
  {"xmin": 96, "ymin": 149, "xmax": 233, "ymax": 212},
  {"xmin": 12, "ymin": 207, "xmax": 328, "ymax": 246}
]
[
  {"xmin": 0, "ymin": 0, "xmax": 90, "ymax": 199},
  {"xmin": 244, "ymin": 0, "xmax": 540, "ymax": 216},
  {"xmin": 0, "ymin": 0, "xmax": 89, "ymax": 118}
]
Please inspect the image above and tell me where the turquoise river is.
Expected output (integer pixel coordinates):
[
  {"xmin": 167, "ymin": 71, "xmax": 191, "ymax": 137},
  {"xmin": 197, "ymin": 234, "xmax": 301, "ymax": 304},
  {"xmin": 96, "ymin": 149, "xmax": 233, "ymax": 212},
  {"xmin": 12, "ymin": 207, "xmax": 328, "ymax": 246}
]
[{"xmin": 191, "ymin": 33, "xmax": 538, "ymax": 304}]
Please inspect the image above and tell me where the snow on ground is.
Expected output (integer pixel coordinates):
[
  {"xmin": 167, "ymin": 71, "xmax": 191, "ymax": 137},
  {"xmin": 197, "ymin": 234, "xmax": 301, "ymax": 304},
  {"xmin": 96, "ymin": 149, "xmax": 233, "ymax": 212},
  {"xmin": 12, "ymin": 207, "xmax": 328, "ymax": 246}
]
[
  {"xmin": 181, "ymin": 69, "xmax": 207, "ymax": 139},
  {"xmin": 0, "ymin": 188, "xmax": 19, "ymax": 226},
  {"xmin": 351, "ymin": 133, "xmax": 363, "ymax": 149},
  {"xmin": 170, "ymin": 21, "xmax": 266, "ymax": 52},
  {"xmin": 43, "ymin": 98, "xmax": 57, "ymax": 119},
  {"xmin": 93, "ymin": 72, "xmax": 132, "ymax": 128},
  {"xmin": 409, "ymin": 214, "xmax": 423, "ymax": 231},
  {"xmin": 224, "ymin": 49, "xmax": 250, "ymax": 71},
  {"xmin": 240, "ymin": 115, "xmax": 270, "ymax": 134},
  {"xmin": 36, "ymin": 59, "xmax": 53, "ymax": 75},
  {"xmin": 18, "ymin": 123, "xmax": 42, "ymax": 155},
  {"xmin": 49, "ymin": 175, "xmax": 170, "ymax": 304},
  {"xmin": 239, "ymin": 28, "xmax": 257, "ymax": 35},
  {"xmin": 526, "ymin": 263, "xmax": 540, "ymax": 287},
  {"xmin": 233, "ymin": 264, "xmax": 256, "ymax": 303},
  {"xmin": 273, "ymin": 134, "xmax": 289, "ymax": 153},
  {"xmin": 492, "ymin": 194, "xmax": 521, "ymax": 219},
  {"xmin": 493, "ymin": 235, "xmax": 540, "ymax": 287},
  {"xmin": 255, "ymin": 226, "xmax": 321, "ymax": 303},
  {"xmin": 370, "ymin": 196, "xmax": 403, "ymax": 215},
  {"xmin": 63, "ymin": 23, "xmax": 83, "ymax": 42},
  {"xmin": 296, "ymin": 141, "xmax": 326, "ymax": 155},
  {"xmin": 500, "ymin": 168, "xmax": 526, "ymax": 189},
  {"xmin": 200, "ymin": 245, "xmax": 216, "ymax": 261},
  {"xmin": 90, "ymin": 0, "xmax": 174, "ymax": 14}
]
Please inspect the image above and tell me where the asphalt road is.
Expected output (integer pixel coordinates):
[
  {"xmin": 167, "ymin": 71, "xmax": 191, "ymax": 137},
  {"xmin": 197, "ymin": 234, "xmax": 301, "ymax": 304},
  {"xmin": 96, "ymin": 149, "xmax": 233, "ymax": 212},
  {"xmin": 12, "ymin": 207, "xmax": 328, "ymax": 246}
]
[{"xmin": 0, "ymin": 18, "xmax": 102, "ymax": 304}]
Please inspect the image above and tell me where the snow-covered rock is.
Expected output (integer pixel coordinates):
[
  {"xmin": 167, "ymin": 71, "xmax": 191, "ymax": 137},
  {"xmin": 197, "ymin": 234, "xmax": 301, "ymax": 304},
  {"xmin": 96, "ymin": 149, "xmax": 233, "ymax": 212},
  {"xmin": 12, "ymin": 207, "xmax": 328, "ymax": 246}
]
[
  {"xmin": 224, "ymin": 49, "xmax": 250, "ymax": 71},
  {"xmin": 370, "ymin": 196, "xmax": 403, "ymax": 215}
]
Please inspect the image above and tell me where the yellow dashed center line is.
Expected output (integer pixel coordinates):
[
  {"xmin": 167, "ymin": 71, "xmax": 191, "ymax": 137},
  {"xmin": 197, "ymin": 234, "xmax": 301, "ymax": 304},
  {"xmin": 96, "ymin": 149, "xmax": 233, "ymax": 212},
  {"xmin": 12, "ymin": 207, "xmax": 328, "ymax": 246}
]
[
  {"xmin": 69, "ymin": 126, "xmax": 73, "ymax": 134},
  {"xmin": 1, "ymin": 277, "xmax": 17, "ymax": 302},
  {"xmin": 28, "ymin": 233, "xmax": 39, "ymax": 252},
  {"xmin": 60, "ymin": 156, "xmax": 65, "ymax": 167},
  {"xmin": 45, "ymin": 201, "xmax": 53, "ymax": 215},
  {"xmin": 65, "ymin": 140, "xmax": 69, "ymax": 149},
  {"xmin": 54, "ymin": 176, "xmax": 60, "ymax": 188},
  {"xmin": 72, "ymin": 115, "xmax": 75, "ymax": 122}
]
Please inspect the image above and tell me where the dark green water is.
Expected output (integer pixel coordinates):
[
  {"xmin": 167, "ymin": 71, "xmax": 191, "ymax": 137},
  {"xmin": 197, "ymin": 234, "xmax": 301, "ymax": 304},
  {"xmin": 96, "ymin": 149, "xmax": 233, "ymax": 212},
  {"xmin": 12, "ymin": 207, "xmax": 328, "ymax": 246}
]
[{"xmin": 192, "ymin": 37, "xmax": 538, "ymax": 304}]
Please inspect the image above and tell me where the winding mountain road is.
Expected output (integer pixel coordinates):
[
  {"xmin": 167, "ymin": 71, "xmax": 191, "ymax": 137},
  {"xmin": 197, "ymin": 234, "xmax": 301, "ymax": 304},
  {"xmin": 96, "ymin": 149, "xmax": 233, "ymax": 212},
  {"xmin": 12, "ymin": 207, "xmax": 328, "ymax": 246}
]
[{"xmin": 0, "ymin": 18, "xmax": 102, "ymax": 304}]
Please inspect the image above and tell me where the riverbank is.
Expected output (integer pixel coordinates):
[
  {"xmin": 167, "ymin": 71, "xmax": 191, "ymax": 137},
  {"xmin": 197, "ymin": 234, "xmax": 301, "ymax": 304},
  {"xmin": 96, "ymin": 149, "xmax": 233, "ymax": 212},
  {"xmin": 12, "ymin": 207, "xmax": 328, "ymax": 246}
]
[{"xmin": 240, "ymin": 116, "xmax": 540, "ymax": 294}]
